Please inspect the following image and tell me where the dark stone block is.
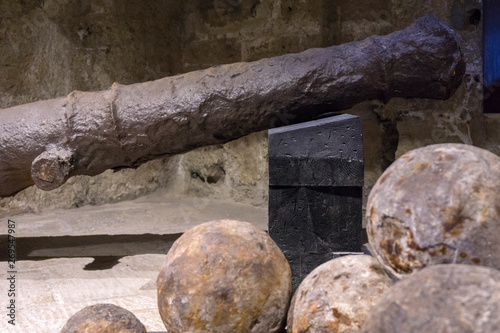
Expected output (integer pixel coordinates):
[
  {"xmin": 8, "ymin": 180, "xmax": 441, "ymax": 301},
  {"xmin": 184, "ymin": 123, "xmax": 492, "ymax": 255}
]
[
  {"xmin": 269, "ymin": 114, "xmax": 363, "ymax": 187},
  {"xmin": 268, "ymin": 114, "xmax": 363, "ymax": 290}
]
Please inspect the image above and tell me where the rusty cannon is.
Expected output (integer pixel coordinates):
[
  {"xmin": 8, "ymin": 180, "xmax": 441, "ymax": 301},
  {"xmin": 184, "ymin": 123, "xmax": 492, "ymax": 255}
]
[{"xmin": 0, "ymin": 15, "xmax": 464, "ymax": 197}]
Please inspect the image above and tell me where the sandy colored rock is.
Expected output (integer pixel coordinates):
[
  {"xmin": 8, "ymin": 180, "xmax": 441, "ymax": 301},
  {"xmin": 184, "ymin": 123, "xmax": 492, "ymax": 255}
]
[
  {"xmin": 287, "ymin": 255, "xmax": 393, "ymax": 333},
  {"xmin": 361, "ymin": 264, "xmax": 500, "ymax": 333},
  {"xmin": 156, "ymin": 219, "xmax": 292, "ymax": 333},
  {"xmin": 366, "ymin": 143, "xmax": 500, "ymax": 279},
  {"xmin": 60, "ymin": 303, "xmax": 147, "ymax": 333}
]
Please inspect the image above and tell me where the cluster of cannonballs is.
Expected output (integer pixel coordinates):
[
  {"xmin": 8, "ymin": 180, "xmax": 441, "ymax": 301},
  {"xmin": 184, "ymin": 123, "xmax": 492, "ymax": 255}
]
[{"xmin": 61, "ymin": 144, "xmax": 500, "ymax": 333}]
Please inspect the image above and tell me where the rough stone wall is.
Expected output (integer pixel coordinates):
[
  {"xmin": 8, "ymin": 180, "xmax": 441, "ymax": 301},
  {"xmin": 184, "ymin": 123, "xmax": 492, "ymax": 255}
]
[
  {"xmin": 0, "ymin": 0, "xmax": 185, "ymax": 108},
  {"xmin": 1, "ymin": 0, "xmax": 496, "ymax": 219}
]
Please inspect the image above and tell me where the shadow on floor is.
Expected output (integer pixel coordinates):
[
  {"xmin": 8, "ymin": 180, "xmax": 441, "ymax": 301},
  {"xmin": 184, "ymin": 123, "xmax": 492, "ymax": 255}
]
[
  {"xmin": 0, "ymin": 229, "xmax": 369, "ymax": 271},
  {"xmin": 0, "ymin": 233, "xmax": 182, "ymax": 270}
]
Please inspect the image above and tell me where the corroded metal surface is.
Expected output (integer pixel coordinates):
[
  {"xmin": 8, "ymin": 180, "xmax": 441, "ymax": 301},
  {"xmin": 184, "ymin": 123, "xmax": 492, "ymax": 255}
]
[
  {"xmin": 287, "ymin": 255, "xmax": 393, "ymax": 333},
  {"xmin": 0, "ymin": 15, "xmax": 464, "ymax": 197},
  {"xmin": 361, "ymin": 264, "xmax": 500, "ymax": 333},
  {"xmin": 60, "ymin": 303, "xmax": 147, "ymax": 333},
  {"xmin": 366, "ymin": 143, "xmax": 500, "ymax": 279},
  {"xmin": 156, "ymin": 220, "xmax": 292, "ymax": 333}
]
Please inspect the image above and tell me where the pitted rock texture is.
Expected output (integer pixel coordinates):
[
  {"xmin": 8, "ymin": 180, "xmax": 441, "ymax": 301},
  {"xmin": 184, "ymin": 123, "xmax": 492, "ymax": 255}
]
[
  {"xmin": 60, "ymin": 303, "xmax": 147, "ymax": 333},
  {"xmin": 156, "ymin": 219, "xmax": 292, "ymax": 333},
  {"xmin": 287, "ymin": 255, "xmax": 393, "ymax": 333},
  {"xmin": 367, "ymin": 143, "xmax": 500, "ymax": 279},
  {"xmin": 360, "ymin": 264, "xmax": 500, "ymax": 333}
]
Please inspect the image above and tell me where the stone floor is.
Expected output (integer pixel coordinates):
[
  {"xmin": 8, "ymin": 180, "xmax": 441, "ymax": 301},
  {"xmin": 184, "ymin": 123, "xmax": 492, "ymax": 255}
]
[{"xmin": 0, "ymin": 193, "xmax": 267, "ymax": 332}]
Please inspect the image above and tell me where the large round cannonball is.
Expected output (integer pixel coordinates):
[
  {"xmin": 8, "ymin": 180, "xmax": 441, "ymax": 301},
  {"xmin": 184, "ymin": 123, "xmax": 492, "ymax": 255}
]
[
  {"xmin": 287, "ymin": 255, "xmax": 393, "ymax": 333},
  {"xmin": 156, "ymin": 219, "xmax": 292, "ymax": 333},
  {"xmin": 366, "ymin": 143, "xmax": 500, "ymax": 279},
  {"xmin": 60, "ymin": 303, "xmax": 147, "ymax": 333},
  {"xmin": 361, "ymin": 264, "xmax": 500, "ymax": 333}
]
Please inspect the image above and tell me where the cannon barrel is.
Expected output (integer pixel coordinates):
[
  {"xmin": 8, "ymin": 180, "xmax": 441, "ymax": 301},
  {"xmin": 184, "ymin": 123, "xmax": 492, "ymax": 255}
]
[{"xmin": 0, "ymin": 15, "xmax": 464, "ymax": 197}]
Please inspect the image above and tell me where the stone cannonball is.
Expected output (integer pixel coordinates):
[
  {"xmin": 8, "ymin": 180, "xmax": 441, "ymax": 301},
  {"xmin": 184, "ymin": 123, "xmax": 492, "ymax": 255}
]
[
  {"xmin": 60, "ymin": 303, "xmax": 147, "ymax": 333},
  {"xmin": 156, "ymin": 219, "xmax": 292, "ymax": 333},
  {"xmin": 361, "ymin": 264, "xmax": 500, "ymax": 333},
  {"xmin": 287, "ymin": 255, "xmax": 393, "ymax": 333},
  {"xmin": 366, "ymin": 143, "xmax": 500, "ymax": 279}
]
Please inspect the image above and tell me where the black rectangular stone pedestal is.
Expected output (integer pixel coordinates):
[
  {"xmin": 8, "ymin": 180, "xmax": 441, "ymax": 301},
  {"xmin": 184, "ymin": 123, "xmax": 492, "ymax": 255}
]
[{"xmin": 268, "ymin": 114, "xmax": 363, "ymax": 290}]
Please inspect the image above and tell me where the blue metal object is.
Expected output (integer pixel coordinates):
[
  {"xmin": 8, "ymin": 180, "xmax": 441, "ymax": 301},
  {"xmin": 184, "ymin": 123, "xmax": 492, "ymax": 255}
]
[{"xmin": 484, "ymin": 0, "xmax": 500, "ymax": 113}]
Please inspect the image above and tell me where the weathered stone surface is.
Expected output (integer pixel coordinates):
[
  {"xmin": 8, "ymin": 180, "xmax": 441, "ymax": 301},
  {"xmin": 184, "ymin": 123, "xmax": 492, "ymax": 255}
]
[
  {"xmin": 156, "ymin": 219, "xmax": 292, "ymax": 333},
  {"xmin": 178, "ymin": 131, "xmax": 269, "ymax": 207},
  {"xmin": 269, "ymin": 114, "xmax": 363, "ymax": 290},
  {"xmin": 366, "ymin": 143, "xmax": 500, "ymax": 279},
  {"xmin": 287, "ymin": 255, "xmax": 393, "ymax": 333},
  {"xmin": 0, "ymin": 15, "xmax": 464, "ymax": 197},
  {"xmin": 60, "ymin": 303, "xmax": 147, "ymax": 333},
  {"xmin": 361, "ymin": 264, "xmax": 500, "ymax": 333}
]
